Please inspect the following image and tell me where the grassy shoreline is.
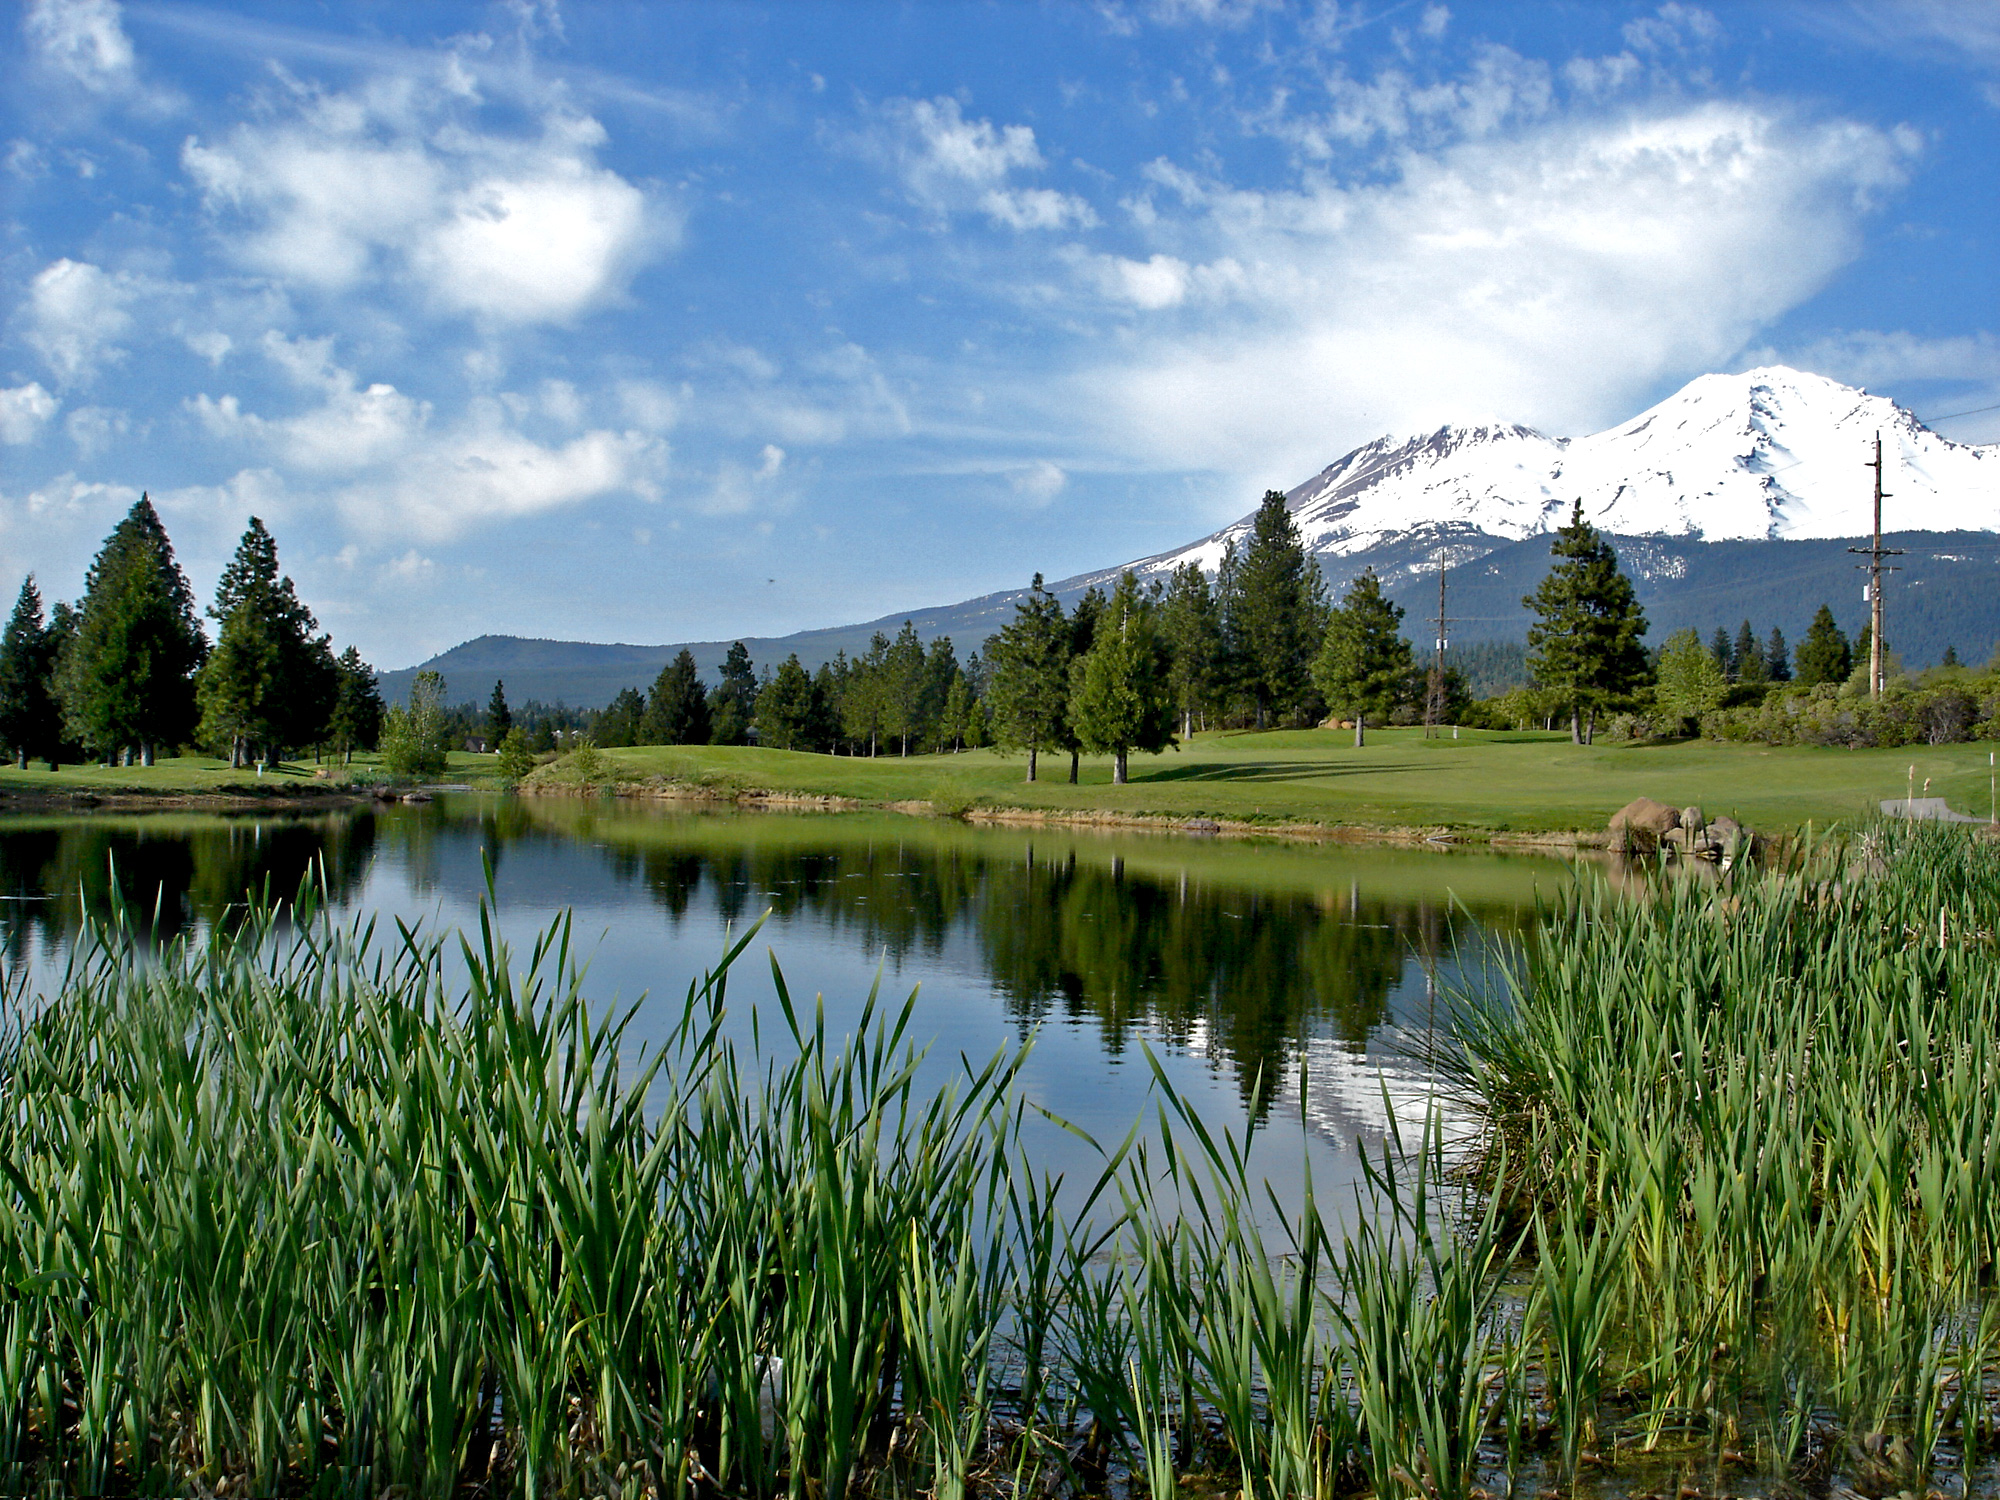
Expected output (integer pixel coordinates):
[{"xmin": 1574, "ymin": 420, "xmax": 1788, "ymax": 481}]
[
  {"xmin": 519, "ymin": 728, "xmax": 2000, "ymax": 841},
  {"xmin": 4, "ymin": 730, "xmax": 1997, "ymax": 844}
]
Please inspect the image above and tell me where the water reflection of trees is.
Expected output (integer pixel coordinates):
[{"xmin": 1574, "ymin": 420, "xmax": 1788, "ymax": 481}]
[
  {"xmin": 1, "ymin": 805, "xmax": 1522, "ymax": 1121},
  {"xmin": 0, "ymin": 814, "xmax": 376, "ymax": 961},
  {"xmin": 608, "ymin": 828, "xmax": 1494, "ymax": 1116}
]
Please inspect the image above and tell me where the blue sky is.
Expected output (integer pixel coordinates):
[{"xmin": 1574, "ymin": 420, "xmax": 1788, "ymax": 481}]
[{"xmin": 3, "ymin": 0, "xmax": 1997, "ymax": 669}]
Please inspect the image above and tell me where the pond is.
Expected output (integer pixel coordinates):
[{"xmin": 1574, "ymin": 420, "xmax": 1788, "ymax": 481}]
[{"xmin": 0, "ymin": 797, "xmax": 1568, "ymax": 1195}]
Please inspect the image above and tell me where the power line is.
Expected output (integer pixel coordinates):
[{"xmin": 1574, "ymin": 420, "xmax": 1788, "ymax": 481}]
[{"xmin": 1920, "ymin": 401, "xmax": 2000, "ymax": 425}]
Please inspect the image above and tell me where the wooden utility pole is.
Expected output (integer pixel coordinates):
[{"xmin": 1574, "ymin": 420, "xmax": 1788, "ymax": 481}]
[
  {"xmin": 1849, "ymin": 433, "xmax": 1904, "ymax": 699},
  {"xmin": 1424, "ymin": 547, "xmax": 1450, "ymax": 736}
]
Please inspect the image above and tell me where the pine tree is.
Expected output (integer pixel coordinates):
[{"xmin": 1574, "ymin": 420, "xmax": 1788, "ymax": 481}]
[
  {"xmin": 196, "ymin": 517, "xmax": 334, "ymax": 765},
  {"xmin": 1765, "ymin": 626, "xmax": 1791, "ymax": 683},
  {"xmin": 1655, "ymin": 628, "xmax": 1727, "ymax": 729},
  {"xmin": 61, "ymin": 495, "xmax": 207, "ymax": 764},
  {"xmin": 1066, "ymin": 572, "xmax": 1174, "ymax": 784},
  {"xmin": 1795, "ymin": 605, "xmax": 1851, "ymax": 686},
  {"xmin": 941, "ymin": 671, "xmax": 975, "ymax": 751},
  {"xmin": 1159, "ymin": 561, "xmax": 1221, "ymax": 739},
  {"xmin": 756, "ymin": 655, "xmax": 818, "ymax": 751},
  {"xmin": 1733, "ymin": 619, "xmax": 1767, "ymax": 685},
  {"xmin": 985, "ymin": 574, "xmax": 1070, "ymax": 782},
  {"xmin": 1220, "ymin": 492, "xmax": 1326, "ymax": 727},
  {"xmin": 922, "ymin": 637, "xmax": 960, "ymax": 753},
  {"xmin": 1311, "ymin": 567, "xmax": 1414, "ymax": 748},
  {"xmin": 487, "ymin": 680, "xmax": 513, "ymax": 744},
  {"xmin": 878, "ymin": 622, "xmax": 929, "ymax": 756},
  {"xmin": 1057, "ymin": 586, "xmax": 1107, "ymax": 782},
  {"xmin": 641, "ymin": 650, "xmax": 712, "ymax": 745},
  {"xmin": 595, "ymin": 688, "xmax": 645, "ymax": 748},
  {"xmin": 328, "ymin": 646, "xmax": 383, "ymax": 762},
  {"xmin": 0, "ymin": 577, "xmax": 65, "ymax": 770},
  {"xmin": 1942, "ymin": 644, "xmax": 1962, "ymax": 669},
  {"xmin": 1709, "ymin": 627, "xmax": 1736, "ymax": 682},
  {"xmin": 707, "ymin": 643, "xmax": 758, "ymax": 746},
  {"xmin": 1522, "ymin": 501, "xmax": 1649, "ymax": 745}
]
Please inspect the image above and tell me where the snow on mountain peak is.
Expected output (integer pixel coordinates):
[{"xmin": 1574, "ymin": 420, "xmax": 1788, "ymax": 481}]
[{"xmin": 1100, "ymin": 364, "xmax": 1996, "ymax": 589}]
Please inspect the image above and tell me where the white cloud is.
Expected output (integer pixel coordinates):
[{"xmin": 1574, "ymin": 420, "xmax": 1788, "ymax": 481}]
[
  {"xmin": 1622, "ymin": 4, "xmax": 1722, "ymax": 55},
  {"xmin": 336, "ymin": 421, "xmax": 668, "ymax": 540},
  {"xmin": 872, "ymin": 97, "xmax": 1097, "ymax": 231},
  {"xmin": 618, "ymin": 380, "xmax": 683, "ymax": 431},
  {"xmin": 181, "ymin": 68, "xmax": 668, "ymax": 324},
  {"xmin": 1008, "ymin": 460, "xmax": 1068, "ymax": 505},
  {"xmin": 1063, "ymin": 101, "xmax": 1917, "ymax": 483},
  {"xmin": 184, "ymin": 339, "xmax": 668, "ymax": 539},
  {"xmin": 21, "ymin": 258, "xmax": 138, "ymax": 384},
  {"xmin": 0, "ymin": 383, "xmax": 59, "ymax": 444},
  {"xmin": 24, "ymin": 0, "xmax": 134, "ymax": 92},
  {"xmin": 1753, "ymin": 328, "xmax": 2000, "ymax": 389},
  {"xmin": 64, "ymin": 405, "xmax": 128, "ymax": 457}
]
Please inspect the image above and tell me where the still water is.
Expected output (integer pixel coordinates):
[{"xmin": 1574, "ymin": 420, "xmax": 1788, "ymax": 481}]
[{"xmin": 0, "ymin": 797, "xmax": 1571, "ymax": 1197}]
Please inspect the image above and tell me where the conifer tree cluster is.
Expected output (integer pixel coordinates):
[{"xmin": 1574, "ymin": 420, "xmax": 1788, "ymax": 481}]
[{"xmin": 0, "ymin": 499, "xmax": 384, "ymax": 769}]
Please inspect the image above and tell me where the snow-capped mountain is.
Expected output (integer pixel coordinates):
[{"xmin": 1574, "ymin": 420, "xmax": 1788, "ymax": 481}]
[{"xmin": 1078, "ymin": 366, "xmax": 2000, "ymax": 590}]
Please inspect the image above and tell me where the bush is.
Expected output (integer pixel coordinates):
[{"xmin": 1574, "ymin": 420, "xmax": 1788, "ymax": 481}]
[
  {"xmin": 380, "ymin": 669, "xmax": 452, "ymax": 779},
  {"xmin": 494, "ymin": 727, "xmax": 535, "ymax": 783},
  {"xmin": 1698, "ymin": 677, "xmax": 2000, "ymax": 748}
]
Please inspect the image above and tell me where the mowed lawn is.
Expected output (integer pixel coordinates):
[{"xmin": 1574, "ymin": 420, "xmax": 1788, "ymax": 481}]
[
  {"xmin": 4, "ymin": 731, "xmax": 1994, "ymax": 834},
  {"xmin": 583, "ymin": 728, "xmax": 2000, "ymax": 834}
]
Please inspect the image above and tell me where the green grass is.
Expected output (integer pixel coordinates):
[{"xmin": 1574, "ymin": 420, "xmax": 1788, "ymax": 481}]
[
  {"xmin": 546, "ymin": 728, "xmax": 2000, "ymax": 835},
  {"xmin": 0, "ymin": 749, "xmax": 506, "ymax": 796}
]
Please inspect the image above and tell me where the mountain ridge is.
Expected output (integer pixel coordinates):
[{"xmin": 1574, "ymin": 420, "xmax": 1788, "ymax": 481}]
[{"xmin": 381, "ymin": 366, "xmax": 2000, "ymax": 708}]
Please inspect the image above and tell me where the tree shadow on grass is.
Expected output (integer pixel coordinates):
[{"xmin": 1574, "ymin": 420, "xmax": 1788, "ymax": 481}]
[{"xmin": 1133, "ymin": 758, "xmax": 1433, "ymax": 785}]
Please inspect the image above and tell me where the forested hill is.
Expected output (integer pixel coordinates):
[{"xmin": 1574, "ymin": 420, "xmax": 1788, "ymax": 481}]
[{"xmin": 382, "ymin": 530, "xmax": 2000, "ymax": 709}]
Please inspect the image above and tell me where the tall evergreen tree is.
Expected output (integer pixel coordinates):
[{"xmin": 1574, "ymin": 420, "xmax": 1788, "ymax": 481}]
[
  {"xmin": 1731, "ymin": 619, "xmax": 1766, "ymax": 684},
  {"xmin": 985, "ymin": 574, "xmax": 1070, "ymax": 782},
  {"xmin": 487, "ymin": 680, "xmax": 513, "ymax": 743},
  {"xmin": 1220, "ymin": 492, "xmax": 1326, "ymax": 728},
  {"xmin": 1067, "ymin": 571, "xmax": 1175, "ymax": 784},
  {"xmin": 1764, "ymin": 625, "xmax": 1791, "ymax": 683},
  {"xmin": 1311, "ymin": 567, "xmax": 1414, "ymax": 748},
  {"xmin": 879, "ymin": 621, "xmax": 930, "ymax": 756},
  {"xmin": 61, "ymin": 494, "xmax": 207, "ymax": 765},
  {"xmin": 0, "ymin": 578, "xmax": 62, "ymax": 769},
  {"xmin": 1059, "ymin": 586, "xmax": 1107, "ymax": 781},
  {"xmin": 941, "ymin": 671, "xmax": 976, "ymax": 752},
  {"xmin": 1159, "ymin": 561, "xmax": 1222, "ymax": 739},
  {"xmin": 709, "ymin": 642, "xmax": 759, "ymax": 745},
  {"xmin": 196, "ymin": 517, "xmax": 333, "ymax": 765},
  {"xmin": 327, "ymin": 646, "xmax": 384, "ymax": 762},
  {"xmin": 1522, "ymin": 501, "xmax": 1649, "ymax": 745},
  {"xmin": 1794, "ymin": 605, "xmax": 1852, "ymax": 686},
  {"xmin": 756, "ymin": 655, "xmax": 819, "ymax": 751},
  {"xmin": 922, "ymin": 637, "xmax": 960, "ymax": 753},
  {"xmin": 595, "ymin": 688, "xmax": 645, "ymax": 748},
  {"xmin": 641, "ymin": 649, "xmax": 713, "ymax": 745}
]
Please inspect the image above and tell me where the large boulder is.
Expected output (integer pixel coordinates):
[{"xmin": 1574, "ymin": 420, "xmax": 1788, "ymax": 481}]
[{"xmin": 1609, "ymin": 797, "xmax": 1680, "ymax": 852}]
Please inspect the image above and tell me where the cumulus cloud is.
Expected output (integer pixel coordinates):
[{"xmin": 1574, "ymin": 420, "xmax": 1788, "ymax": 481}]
[
  {"xmin": 64, "ymin": 405, "xmax": 129, "ymax": 457},
  {"xmin": 186, "ymin": 337, "xmax": 668, "ymax": 539},
  {"xmin": 21, "ymin": 258, "xmax": 139, "ymax": 384},
  {"xmin": 0, "ymin": 384, "xmax": 60, "ymax": 444},
  {"xmin": 870, "ymin": 97, "xmax": 1097, "ymax": 231},
  {"xmin": 181, "ymin": 68, "xmax": 667, "ymax": 324},
  {"xmin": 24, "ymin": 0, "xmax": 135, "ymax": 92},
  {"xmin": 1008, "ymin": 460, "xmax": 1068, "ymax": 505},
  {"xmin": 1064, "ymin": 101, "xmax": 1918, "ymax": 482}
]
